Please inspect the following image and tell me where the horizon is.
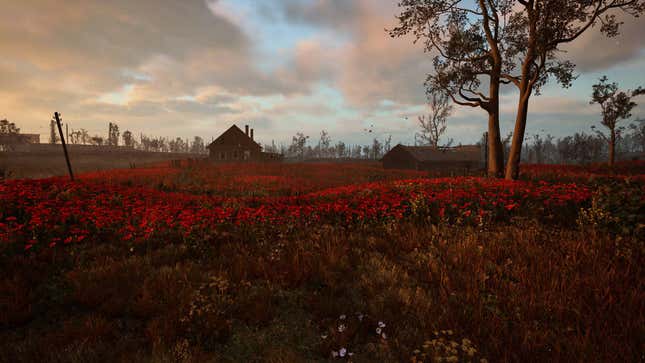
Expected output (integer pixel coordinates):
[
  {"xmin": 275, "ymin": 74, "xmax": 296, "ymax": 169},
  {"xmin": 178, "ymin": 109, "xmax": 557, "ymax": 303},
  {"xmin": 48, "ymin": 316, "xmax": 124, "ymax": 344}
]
[{"xmin": 2, "ymin": 0, "xmax": 644, "ymax": 147}]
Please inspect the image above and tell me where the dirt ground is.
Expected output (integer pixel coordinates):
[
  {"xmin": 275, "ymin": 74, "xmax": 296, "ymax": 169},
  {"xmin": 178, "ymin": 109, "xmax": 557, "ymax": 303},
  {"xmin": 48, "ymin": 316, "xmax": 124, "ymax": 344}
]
[{"xmin": 0, "ymin": 149, "xmax": 204, "ymax": 179}]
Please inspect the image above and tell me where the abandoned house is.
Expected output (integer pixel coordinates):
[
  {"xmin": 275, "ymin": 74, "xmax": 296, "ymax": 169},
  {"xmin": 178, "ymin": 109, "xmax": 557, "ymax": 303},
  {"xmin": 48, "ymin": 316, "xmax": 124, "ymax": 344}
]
[
  {"xmin": 382, "ymin": 144, "xmax": 484, "ymax": 171},
  {"xmin": 207, "ymin": 124, "xmax": 282, "ymax": 162}
]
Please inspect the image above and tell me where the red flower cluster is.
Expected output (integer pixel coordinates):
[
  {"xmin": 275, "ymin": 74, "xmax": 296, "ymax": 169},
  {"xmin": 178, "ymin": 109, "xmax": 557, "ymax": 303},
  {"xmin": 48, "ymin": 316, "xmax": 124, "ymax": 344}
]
[
  {"xmin": 521, "ymin": 161, "xmax": 645, "ymax": 182},
  {"xmin": 1, "ymin": 165, "xmax": 592, "ymax": 251}
]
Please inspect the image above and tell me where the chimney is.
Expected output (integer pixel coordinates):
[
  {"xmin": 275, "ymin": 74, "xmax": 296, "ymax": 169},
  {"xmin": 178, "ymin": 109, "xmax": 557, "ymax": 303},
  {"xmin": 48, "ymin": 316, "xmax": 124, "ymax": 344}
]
[
  {"xmin": 245, "ymin": 125, "xmax": 249, "ymax": 136},
  {"xmin": 250, "ymin": 128, "xmax": 254, "ymax": 140}
]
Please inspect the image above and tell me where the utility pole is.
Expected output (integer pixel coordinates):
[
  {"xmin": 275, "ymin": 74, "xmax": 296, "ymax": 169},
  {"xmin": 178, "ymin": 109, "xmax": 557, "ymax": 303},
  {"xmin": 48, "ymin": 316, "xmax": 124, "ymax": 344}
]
[{"xmin": 54, "ymin": 112, "xmax": 74, "ymax": 181}]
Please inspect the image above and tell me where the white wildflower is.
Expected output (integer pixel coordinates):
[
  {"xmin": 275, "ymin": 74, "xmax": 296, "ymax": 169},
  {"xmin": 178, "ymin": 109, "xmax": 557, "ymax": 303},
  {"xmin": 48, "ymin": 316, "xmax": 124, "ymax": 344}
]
[
  {"xmin": 338, "ymin": 324, "xmax": 347, "ymax": 333},
  {"xmin": 376, "ymin": 327, "xmax": 382, "ymax": 334},
  {"xmin": 339, "ymin": 348, "xmax": 347, "ymax": 357},
  {"xmin": 339, "ymin": 314, "xmax": 346, "ymax": 320},
  {"xmin": 378, "ymin": 321, "xmax": 386, "ymax": 328}
]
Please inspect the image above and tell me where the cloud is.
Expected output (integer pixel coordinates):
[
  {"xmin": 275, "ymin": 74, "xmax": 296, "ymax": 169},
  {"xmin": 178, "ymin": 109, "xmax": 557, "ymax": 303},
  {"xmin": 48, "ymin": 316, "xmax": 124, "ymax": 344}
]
[{"xmin": 1, "ymin": 0, "xmax": 643, "ymax": 146}]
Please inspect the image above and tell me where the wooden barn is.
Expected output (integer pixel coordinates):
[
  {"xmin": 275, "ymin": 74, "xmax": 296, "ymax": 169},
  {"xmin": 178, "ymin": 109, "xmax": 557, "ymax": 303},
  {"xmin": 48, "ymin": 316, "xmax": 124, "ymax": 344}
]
[
  {"xmin": 207, "ymin": 124, "xmax": 282, "ymax": 162},
  {"xmin": 382, "ymin": 144, "xmax": 484, "ymax": 171}
]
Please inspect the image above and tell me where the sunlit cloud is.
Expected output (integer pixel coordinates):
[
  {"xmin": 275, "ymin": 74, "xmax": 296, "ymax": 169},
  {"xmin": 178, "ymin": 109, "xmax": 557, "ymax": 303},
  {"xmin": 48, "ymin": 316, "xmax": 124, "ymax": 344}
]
[{"xmin": 0, "ymin": 0, "xmax": 643, "ymax": 147}]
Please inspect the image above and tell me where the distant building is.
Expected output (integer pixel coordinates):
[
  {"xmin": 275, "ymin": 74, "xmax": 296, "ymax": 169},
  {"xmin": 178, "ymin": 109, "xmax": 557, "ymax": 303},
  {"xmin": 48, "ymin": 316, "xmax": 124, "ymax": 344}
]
[
  {"xmin": 207, "ymin": 124, "xmax": 282, "ymax": 162},
  {"xmin": 382, "ymin": 144, "xmax": 484, "ymax": 171}
]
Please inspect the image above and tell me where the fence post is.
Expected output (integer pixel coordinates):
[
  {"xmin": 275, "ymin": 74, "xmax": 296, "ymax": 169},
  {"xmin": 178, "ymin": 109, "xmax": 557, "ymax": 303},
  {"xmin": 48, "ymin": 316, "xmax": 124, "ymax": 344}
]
[{"xmin": 54, "ymin": 112, "xmax": 74, "ymax": 181}]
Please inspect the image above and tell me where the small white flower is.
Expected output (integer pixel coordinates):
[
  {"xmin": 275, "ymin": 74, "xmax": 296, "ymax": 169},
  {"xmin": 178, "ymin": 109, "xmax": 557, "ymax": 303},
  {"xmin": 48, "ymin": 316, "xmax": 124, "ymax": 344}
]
[
  {"xmin": 357, "ymin": 313, "xmax": 364, "ymax": 321},
  {"xmin": 378, "ymin": 321, "xmax": 386, "ymax": 328},
  {"xmin": 339, "ymin": 314, "xmax": 346, "ymax": 320},
  {"xmin": 338, "ymin": 324, "xmax": 347, "ymax": 332},
  {"xmin": 321, "ymin": 333, "xmax": 328, "ymax": 339},
  {"xmin": 339, "ymin": 348, "xmax": 347, "ymax": 357},
  {"xmin": 376, "ymin": 327, "xmax": 382, "ymax": 334},
  {"xmin": 348, "ymin": 352, "xmax": 354, "ymax": 357}
]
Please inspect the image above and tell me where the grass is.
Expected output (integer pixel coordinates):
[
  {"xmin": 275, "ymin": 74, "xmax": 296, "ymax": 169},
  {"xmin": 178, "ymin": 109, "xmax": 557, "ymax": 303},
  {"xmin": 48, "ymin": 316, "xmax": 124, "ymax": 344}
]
[
  {"xmin": 0, "ymin": 162, "xmax": 643, "ymax": 362},
  {"xmin": 1, "ymin": 222, "xmax": 643, "ymax": 362}
]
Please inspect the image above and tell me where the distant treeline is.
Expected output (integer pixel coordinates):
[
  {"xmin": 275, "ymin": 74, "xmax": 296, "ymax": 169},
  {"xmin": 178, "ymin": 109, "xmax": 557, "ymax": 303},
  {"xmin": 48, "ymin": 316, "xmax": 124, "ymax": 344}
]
[
  {"xmin": 518, "ymin": 119, "xmax": 644, "ymax": 164},
  {"xmin": 46, "ymin": 121, "xmax": 208, "ymax": 154},
  {"xmin": 263, "ymin": 131, "xmax": 394, "ymax": 161}
]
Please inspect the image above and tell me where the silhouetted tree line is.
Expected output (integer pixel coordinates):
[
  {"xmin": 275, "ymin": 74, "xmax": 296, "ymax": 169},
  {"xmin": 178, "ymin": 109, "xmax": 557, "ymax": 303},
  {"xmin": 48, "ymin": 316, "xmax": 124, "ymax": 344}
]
[
  {"xmin": 520, "ymin": 119, "xmax": 644, "ymax": 164},
  {"xmin": 47, "ymin": 121, "xmax": 207, "ymax": 154},
  {"xmin": 265, "ymin": 130, "xmax": 393, "ymax": 161}
]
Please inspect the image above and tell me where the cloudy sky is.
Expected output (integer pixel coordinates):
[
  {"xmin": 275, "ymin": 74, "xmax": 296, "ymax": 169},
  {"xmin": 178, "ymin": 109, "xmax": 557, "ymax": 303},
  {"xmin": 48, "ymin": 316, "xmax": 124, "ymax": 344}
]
[{"xmin": 2, "ymin": 0, "xmax": 644, "ymax": 147}]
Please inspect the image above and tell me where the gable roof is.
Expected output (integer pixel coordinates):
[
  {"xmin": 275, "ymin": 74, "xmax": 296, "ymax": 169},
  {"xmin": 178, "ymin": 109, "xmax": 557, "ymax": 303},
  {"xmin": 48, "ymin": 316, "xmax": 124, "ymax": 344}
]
[
  {"xmin": 207, "ymin": 125, "xmax": 260, "ymax": 150},
  {"xmin": 390, "ymin": 144, "xmax": 482, "ymax": 162}
]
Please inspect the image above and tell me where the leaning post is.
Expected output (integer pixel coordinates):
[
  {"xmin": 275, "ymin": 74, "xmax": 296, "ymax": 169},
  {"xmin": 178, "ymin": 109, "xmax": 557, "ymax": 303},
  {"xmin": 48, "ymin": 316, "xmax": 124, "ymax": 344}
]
[{"xmin": 54, "ymin": 112, "xmax": 74, "ymax": 181}]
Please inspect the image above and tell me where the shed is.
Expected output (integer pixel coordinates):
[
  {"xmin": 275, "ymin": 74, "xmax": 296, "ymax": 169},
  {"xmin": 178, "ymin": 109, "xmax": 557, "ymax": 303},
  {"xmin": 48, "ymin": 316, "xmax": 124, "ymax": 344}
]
[{"xmin": 382, "ymin": 144, "xmax": 484, "ymax": 171}]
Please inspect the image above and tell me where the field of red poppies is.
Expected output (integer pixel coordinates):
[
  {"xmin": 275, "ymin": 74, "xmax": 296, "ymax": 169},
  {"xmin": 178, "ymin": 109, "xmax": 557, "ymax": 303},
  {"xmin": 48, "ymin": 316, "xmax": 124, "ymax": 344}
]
[{"xmin": 1, "ymin": 161, "xmax": 643, "ymax": 362}]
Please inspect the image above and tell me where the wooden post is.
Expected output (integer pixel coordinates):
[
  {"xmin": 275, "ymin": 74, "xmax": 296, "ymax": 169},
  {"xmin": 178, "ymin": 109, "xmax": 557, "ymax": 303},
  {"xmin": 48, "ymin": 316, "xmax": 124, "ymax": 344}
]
[
  {"xmin": 483, "ymin": 131, "xmax": 489, "ymax": 176},
  {"xmin": 54, "ymin": 112, "xmax": 74, "ymax": 181}
]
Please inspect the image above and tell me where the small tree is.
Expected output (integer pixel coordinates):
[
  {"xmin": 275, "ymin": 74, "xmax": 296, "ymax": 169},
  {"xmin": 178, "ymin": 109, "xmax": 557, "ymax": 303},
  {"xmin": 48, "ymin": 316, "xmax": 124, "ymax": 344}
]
[
  {"xmin": 370, "ymin": 138, "xmax": 383, "ymax": 160},
  {"xmin": 90, "ymin": 136, "xmax": 104, "ymax": 146},
  {"xmin": 625, "ymin": 119, "xmax": 645, "ymax": 153},
  {"xmin": 318, "ymin": 130, "xmax": 331, "ymax": 158},
  {"xmin": 49, "ymin": 119, "xmax": 58, "ymax": 144},
  {"xmin": 590, "ymin": 76, "xmax": 640, "ymax": 166},
  {"xmin": 417, "ymin": 92, "xmax": 453, "ymax": 148},
  {"xmin": 0, "ymin": 119, "xmax": 20, "ymax": 134},
  {"xmin": 122, "ymin": 130, "xmax": 135, "ymax": 148},
  {"xmin": 383, "ymin": 135, "xmax": 392, "ymax": 154},
  {"xmin": 289, "ymin": 133, "xmax": 309, "ymax": 160},
  {"xmin": 108, "ymin": 122, "xmax": 120, "ymax": 146},
  {"xmin": 190, "ymin": 136, "xmax": 205, "ymax": 154}
]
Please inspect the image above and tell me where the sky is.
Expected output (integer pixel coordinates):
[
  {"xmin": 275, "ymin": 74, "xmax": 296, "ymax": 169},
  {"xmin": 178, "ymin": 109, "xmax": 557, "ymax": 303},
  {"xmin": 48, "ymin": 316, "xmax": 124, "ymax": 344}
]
[{"xmin": 1, "ymin": 0, "xmax": 644, "ymax": 148}]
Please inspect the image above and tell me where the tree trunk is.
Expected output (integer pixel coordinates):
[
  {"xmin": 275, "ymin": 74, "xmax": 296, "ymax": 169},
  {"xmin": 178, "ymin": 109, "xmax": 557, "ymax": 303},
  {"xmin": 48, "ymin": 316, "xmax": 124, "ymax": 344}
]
[
  {"xmin": 505, "ymin": 89, "xmax": 531, "ymax": 180},
  {"xmin": 609, "ymin": 128, "xmax": 615, "ymax": 167},
  {"xmin": 487, "ymin": 110, "xmax": 504, "ymax": 177},
  {"xmin": 487, "ymin": 70, "xmax": 504, "ymax": 178}
]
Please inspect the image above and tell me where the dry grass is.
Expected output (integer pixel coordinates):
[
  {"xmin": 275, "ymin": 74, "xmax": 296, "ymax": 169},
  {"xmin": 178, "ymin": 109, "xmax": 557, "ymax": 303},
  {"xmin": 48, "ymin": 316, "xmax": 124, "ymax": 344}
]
[{"xmin": 1, "ymin": 217, "xmax": 642, "ymax": 362}]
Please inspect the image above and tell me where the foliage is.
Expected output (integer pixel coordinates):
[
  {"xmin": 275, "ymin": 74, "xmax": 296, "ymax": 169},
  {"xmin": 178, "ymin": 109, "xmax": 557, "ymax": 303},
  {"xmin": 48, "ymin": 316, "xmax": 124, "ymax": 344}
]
[
  {"xmin": 590, "ymin": 76, "xmax": 642, "ymax": 165},
  {"xmin": 0, "ymin": 119, "xmax": 20, "ymax": 134}
]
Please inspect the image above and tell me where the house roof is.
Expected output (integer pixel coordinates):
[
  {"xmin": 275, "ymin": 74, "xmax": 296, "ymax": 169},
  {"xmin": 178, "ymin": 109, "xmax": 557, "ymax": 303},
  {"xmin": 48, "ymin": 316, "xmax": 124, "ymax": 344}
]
[
  {"xmin": 207, "ymin": 125, "xmax": 260, "ymax": 150},
  {"xmin": 391, "ymin": 144, "xmax": 482, "ymax": 162}
]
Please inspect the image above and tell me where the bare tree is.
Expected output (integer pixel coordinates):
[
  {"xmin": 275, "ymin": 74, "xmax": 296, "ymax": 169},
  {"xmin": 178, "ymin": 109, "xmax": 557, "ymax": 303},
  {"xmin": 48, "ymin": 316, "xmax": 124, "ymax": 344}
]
[
  {"xmin": 370, "ymin": 138, "xmax": 383, "ymax": 160},
  {"xmin": 417, "ymin": 92, "xmax": 453, "ymax": 148},
  {"xmin": 590, "ymin": 76, "xmax": 641, "ymax": 166},
  {"xmin": 49, "ymin": 119, "xmax": 58, "ymax": 144},
  {"xmin": 108, "ymin": 122, "xmax": 120, "ymax": 146},
  {"xmin": 190, "ymin": 136, "xmax": 205, "ymax": 154},
  {"xmin": 318, "ymin": 130, "xmax": 331, "ymax": 158},
  {"xmin": 288, "ymin": 133, "xmax": 309, "ymax": 160},
  {"xmin": 122, "ymin": 130, "xmax": 135, "ymax": 148}
]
